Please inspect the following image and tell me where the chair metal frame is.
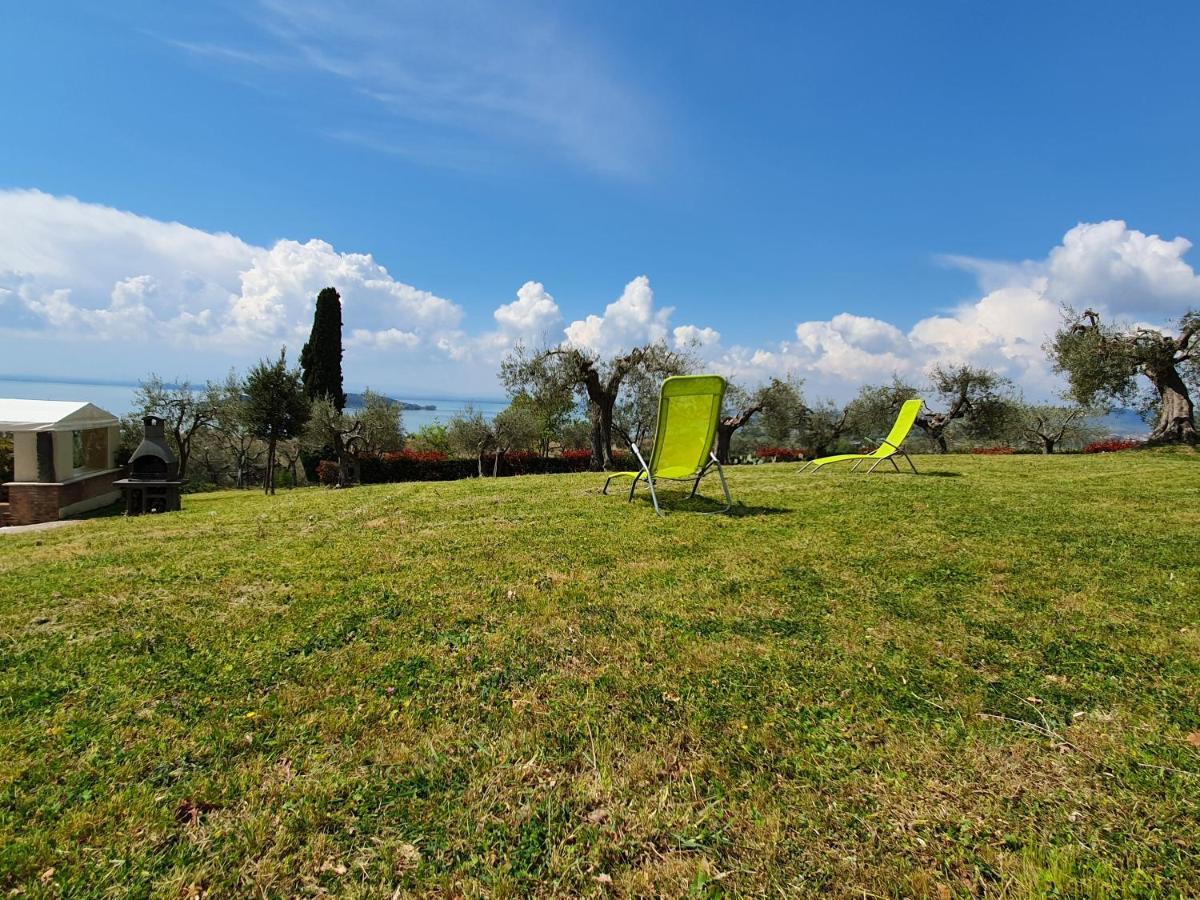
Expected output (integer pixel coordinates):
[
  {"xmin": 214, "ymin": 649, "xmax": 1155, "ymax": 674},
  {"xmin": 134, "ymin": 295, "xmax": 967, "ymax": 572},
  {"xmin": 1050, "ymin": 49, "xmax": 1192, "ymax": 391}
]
[
  {"xmin": 797, "ymin": 399, "xmax": 923, "ymax": 475},
  {"xmin": 602, "ymin": 375, "xmax": 734, "ymax": 516},
  {"xmin": 604, "ymin": 445, "xmax": 733, "ymax": 516}
]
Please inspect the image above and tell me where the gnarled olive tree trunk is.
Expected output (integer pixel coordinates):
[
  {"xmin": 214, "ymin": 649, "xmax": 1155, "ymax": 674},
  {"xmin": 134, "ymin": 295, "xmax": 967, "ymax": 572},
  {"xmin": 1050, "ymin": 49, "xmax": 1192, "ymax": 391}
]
[
  {"xmin": 1146, "ymin": 365, "xmax": 1197, "ymax": 443},
  {"xmin": 588, "ymin": 393, "xmax": 618, "ymax": 471},
  {"xmin": 714, "ymin": 402, "xmax": 764, "ymax": 464}
]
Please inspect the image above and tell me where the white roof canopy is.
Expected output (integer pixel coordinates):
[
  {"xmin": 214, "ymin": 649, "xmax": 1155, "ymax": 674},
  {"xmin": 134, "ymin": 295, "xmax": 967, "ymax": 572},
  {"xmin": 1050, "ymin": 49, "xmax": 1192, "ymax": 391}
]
[{"xmin": 0, "ymin": 399, "xmax": 120, "ymax": 432}]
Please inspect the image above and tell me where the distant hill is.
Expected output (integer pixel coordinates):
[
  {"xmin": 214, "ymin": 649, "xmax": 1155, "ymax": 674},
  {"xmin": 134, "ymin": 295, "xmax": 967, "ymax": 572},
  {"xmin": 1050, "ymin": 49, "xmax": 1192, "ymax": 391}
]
[
  {"xmin": 1094, "ymin": 407, "xmax": 1148, "ymax": 437},
  {"xmin": 345, "ymin": 392, "xmax": 435, "ymax": 412}
]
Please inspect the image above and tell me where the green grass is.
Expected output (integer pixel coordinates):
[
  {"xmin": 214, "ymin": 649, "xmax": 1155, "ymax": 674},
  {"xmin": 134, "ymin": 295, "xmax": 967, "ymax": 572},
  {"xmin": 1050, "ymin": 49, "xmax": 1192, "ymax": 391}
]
[{"xmin": 2, "ymin": 451, "xmax": 1199, "ymax": 897}]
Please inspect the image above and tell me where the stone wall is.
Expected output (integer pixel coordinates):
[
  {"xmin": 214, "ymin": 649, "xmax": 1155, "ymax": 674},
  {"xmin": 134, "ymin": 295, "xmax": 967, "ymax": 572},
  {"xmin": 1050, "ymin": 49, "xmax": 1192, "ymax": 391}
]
[
  {"xmin": 3, "ymin": 469, "xmax": 121, "ymax": 525},
  {"xmin": 6, "ymin": 484, "xmax": 61, "ymax": 525}
]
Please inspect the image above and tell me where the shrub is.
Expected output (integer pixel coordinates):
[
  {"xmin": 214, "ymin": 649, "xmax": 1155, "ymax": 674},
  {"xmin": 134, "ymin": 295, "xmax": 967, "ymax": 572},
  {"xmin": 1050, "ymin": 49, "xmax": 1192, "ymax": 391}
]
[
  {"xmin": 1082, "ymin": 438, "xmax": 1142, "ymax": 454},
  {"xmin": 354, "ymin": 449, "xmax": 596, "ymax": 484},
  {"xmin": 971, "ymin": 446, "xmax": 1016, "ymax": 455},
  {"xmin": 382, "ymin": 449, "xmax": 449, "ymax": 463},
  {"xmin": 316, "ymin": 460, "xmax": 340, "ymax": 486},
  {"xmin": 754, "ymin": 446, "xmax": 806, "ymax": 462}
]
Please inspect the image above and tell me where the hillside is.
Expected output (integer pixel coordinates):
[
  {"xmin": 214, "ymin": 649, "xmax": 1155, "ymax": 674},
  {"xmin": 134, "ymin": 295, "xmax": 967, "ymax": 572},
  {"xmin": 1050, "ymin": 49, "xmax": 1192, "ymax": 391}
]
[{"xmin": 2, "ymin": 451, "xmax": 1198, "ymax": 895}]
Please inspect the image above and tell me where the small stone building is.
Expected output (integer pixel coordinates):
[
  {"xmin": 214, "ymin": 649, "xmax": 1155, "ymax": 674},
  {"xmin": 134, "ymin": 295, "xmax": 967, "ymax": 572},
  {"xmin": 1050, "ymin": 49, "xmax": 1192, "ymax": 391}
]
[{"xmin": 0, "ymin": 399, "xmax": 122, "ymax": 526}]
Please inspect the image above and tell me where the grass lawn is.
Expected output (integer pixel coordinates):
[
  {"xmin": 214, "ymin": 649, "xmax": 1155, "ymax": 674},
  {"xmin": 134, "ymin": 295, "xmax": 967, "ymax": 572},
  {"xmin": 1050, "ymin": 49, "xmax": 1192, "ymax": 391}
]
[{"xmin": 2, "ymin": 451, "xmax": 1199, "ymax": 896}]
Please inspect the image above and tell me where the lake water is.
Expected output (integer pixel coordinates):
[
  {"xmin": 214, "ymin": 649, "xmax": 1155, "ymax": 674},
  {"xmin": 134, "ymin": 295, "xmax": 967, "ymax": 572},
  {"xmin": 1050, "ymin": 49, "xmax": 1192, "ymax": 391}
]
[{"xmin": 0, "ymin": 378, "xmax": 507, "ymax": 432}]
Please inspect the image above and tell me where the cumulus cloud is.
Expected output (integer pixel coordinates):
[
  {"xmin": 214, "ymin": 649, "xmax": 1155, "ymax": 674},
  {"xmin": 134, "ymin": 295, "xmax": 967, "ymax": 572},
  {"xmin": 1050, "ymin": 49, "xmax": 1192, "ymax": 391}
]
[
  {"xmin": 493, "ymin": 281, "xmax": 562, "ymax": 337},
  {"xmin": 673, "ymin": 324, "xmax": 721, "ymax": 350},
  {"xmin": 689, "ymin": 221, "xmax": 1200, "ymax": 400},
  {"xmin": 564, "ymin": 276, "xmax": 674, "ymax": 355},
  {"xmin": 4, "ymin": 193, "xmax": 1199, "ymax": 402},
  {"xmin": 0, "ymin": 189, "xmax": 465, "ymax": 383}
]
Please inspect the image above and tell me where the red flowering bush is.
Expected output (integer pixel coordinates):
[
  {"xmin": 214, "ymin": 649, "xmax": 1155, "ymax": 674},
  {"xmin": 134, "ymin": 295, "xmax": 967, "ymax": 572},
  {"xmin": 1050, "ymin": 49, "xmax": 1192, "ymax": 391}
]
[
  {"xmin": 971, "ymin": 446, "xmax": 1016, "ymax": 455},
  {"xmin": 1082, "ymin": 438, "xmax": 1141, "ymax": 454},
  {"xmin": 754, "ymin": 446, "xmax": 806, "ymax": 461},
  {"xmin": 562, "ymin": 448, "xmax": 592, "ymax": 462},
  {"xmin": 380, "ymin": 449, "xmax": 449, "ymax": 463},
  {"xmin": 354, "ymin": 448, "xmax": 595, "ymax": 483},
  {"xmin": 315, "ymin": 460, "xmax": 340, "ymax": 486}
]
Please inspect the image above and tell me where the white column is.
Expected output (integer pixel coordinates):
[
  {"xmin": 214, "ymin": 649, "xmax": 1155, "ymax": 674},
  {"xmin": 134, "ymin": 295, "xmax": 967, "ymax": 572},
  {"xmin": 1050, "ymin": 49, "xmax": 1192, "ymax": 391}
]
[
  {"xmin": 12, "ymin": 432, "xmax": 38, "ymax": 481},
  {"xmin": 53, "ymin": 431, "xmax": 74, "ymax": 481}
]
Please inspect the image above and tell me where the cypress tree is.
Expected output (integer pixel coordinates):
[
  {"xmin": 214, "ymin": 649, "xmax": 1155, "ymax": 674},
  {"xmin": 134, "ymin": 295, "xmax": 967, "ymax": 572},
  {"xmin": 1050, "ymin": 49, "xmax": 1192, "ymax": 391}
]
[{"xmin": 299, "ymin": 287, "xmax": 346, "ymax": 411}]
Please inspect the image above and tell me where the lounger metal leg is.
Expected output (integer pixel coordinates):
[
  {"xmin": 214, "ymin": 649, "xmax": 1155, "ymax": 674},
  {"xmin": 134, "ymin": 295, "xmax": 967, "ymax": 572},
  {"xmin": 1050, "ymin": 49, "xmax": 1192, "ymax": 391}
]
[
  {"xmin": 712, "ymin": 455, "xmax": 733, "ymax": 512},
  {"xmin": 851, "ymin": 459, "xmax": 864, "ymax": 472},
  {"xmin": 627, "ymin": 471, "xmax": 643, "ymax": 502},
  {"xmin": 798, "ymin": 460, "xmax": 815, "ymax": 474},
  {"xmin": 683, "ymin": 453, "xmax": 734, "ymax": 514},
  {"xmin": 645, "ymin": 472, "xmax": 662, "ymax": 516},
  {"xmin": 689, "ymin": 460, "xmax": 714, "ymax": 498},
  {"xmin": 865, "ymin": 456, "xmax": 887, "ymax": 474},
  {"xmin": 900, "ymin": 450, "xmax": 918, "ymax": 474}
]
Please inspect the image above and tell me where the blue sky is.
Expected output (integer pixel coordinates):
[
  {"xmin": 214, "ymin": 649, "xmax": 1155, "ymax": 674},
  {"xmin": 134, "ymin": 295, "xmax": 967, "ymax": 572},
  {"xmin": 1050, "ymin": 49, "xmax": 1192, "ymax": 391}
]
[{"xmin": 3, "ymin": 1, "xmax": 1200, "ymax": 399}]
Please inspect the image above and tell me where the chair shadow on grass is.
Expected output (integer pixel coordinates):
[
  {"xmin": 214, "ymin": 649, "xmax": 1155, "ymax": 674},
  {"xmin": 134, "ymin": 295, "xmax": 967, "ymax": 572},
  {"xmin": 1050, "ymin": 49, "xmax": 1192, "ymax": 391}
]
[{"xmin": 629, "ymin": 491, "xmax": 790, "ymax": 517}]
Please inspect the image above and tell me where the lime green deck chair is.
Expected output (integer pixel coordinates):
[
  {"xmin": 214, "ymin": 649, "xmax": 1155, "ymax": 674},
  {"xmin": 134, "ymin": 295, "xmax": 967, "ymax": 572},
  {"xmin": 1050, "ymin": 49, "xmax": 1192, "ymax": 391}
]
[
  {"xmin": 603, "ymin": 374, "xmax": 733, "ymax": 516},
  {"xmin": 798, "ymin": 397, "xmax": 924, "ymax": 474}
]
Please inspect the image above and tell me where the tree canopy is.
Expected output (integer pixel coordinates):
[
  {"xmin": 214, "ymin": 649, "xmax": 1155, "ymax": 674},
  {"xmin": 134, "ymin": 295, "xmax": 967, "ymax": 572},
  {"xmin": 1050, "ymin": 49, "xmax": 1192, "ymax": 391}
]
[
  {"xmin": 299, "ymin": 287, "xmax": 347, "ymax": 411},
  {"xmin": 1050, "ymin": 307, "xmax": 1198, "ymax": 443},
  {"xmin": 501, "ymin": 342, "xmax": 692, "ymax": 470},
  {"xmin": 243, "ymin": 349, "xmax": 311, "ymax": 495},
  {"xmin": 133, "ymin": 374, "xmax": 217, "ymax": 480}
]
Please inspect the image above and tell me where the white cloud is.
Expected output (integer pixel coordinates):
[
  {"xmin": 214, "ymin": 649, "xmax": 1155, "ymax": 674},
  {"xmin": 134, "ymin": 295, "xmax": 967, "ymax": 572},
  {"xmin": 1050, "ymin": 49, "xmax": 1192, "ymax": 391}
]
[
  {"xmin": 5, "ymin": 194, "xmax": 1198, "ymax": 403},
  {"xmin": 347, "ymin": 327, "xmax": 421, "ymax": 350},
  {"xmin": 673, "ymin": 324, "xmax": 721, "ymax": 349},
  {"xmin": 701, "ymin": 221, "xmax": 1200, "ymax": 400},
  {"xmin": 493, "ymin": 281, "xmax": 562, "ymax": 337},
  {"xmin": 229, "ymin": 238, "xmax": 461, "ymax": 342},
  {"xmin": 0, "ymin": 189, "xmax": 465, "ymax": 387},
  {"xmin": 564, "ymin": 275, "xmax": 674, "ymax": 355}
]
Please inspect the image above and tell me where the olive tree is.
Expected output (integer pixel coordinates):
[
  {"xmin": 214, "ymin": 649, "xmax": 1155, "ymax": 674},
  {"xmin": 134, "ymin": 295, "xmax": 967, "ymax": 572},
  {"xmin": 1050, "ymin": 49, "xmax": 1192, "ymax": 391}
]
[
  {"xmin": 501, "ymin": 342, "xmax": 691, "ymax": 470},
  {"xmin": 1050, "ymin": 308, "xmax": 1198, "ymax": 443},
  {"xmin": 612, "ymin": 349, "xmax": 697, "ymax": 452},
  {"xmin": 1010, "ymin": 402, "xmax": 1101, "ymax": 454},
  {"xmin": 306, "ymin": 398, "xmax": 366, "ymax": 487},
  {"xmin": 800, "ymin": 399, "xmax": 850, "ymax": 458},
  {"xmin": 243, "ymin": 350, "xmax": 311, "ymax": 495},
  {"xmin": 845, "ymin": 378, "xmax": 919, "ymax": 444},
  {"xmin": 133, "ymin": 374, "xmax": 217, "ymax": 480},
  {"xmin": 758, "ymin": 375, "xmax": 808, "ymax": 446},
  {"xmin": 916, "ymin": 365, "xmax": 1012, "ymax": 452},
  {"xmin": 209, "ymin": 372, "xmax": 264, "ymax": 488},
  {"xmin": 447, "ymin": 406, "xmax": 496, "ymax": 478},
  {"xmin": 714, "ymin": 382, "xmax": 765, "ymax": 464},
  {"xmin": 490, "ymin": 404, "xmax": 541, "ymax": 476},
  {"xmin": 355, "ymin": 389, "xmax": 405, "ymax": 454},
  {"xmin": 844, "ymin": 368, "xmax": 1011, "ymax": 453}
]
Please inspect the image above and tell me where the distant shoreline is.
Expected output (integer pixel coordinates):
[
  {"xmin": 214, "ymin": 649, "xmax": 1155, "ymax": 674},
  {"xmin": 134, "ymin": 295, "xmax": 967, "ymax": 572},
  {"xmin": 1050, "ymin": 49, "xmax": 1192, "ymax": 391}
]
[{"xmin": 0, "ymin": 374, "xmax": 505, "ymax": 407}]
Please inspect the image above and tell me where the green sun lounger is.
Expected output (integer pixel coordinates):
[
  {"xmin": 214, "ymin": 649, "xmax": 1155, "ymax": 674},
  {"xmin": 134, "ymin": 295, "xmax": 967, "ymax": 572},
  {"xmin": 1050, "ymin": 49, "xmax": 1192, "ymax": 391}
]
[
  {"xmin": 798, "ymin": 397, "xmax": 924, "ymax": 474},
  {"xmin": 603, "ymin": 374, "xmax": 733, "ymax": 516}
]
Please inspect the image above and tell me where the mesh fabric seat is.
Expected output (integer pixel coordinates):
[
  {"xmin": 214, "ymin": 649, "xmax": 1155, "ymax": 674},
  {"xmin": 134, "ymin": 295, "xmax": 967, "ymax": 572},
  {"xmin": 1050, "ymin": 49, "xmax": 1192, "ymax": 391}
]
[
  {"xmin": 603, "ymin": 375, "xmax": 733, "ymax": 515},
  {"xmin": 798, "ymin": 398, "xmax": 924, "ymax": 474}
]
